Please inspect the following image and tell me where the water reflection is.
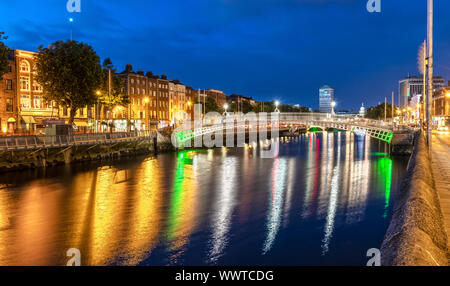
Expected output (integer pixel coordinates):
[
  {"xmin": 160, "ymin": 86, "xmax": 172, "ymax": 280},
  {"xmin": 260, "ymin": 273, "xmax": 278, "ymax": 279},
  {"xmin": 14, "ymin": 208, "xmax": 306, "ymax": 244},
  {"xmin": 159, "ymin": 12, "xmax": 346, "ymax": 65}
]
[
  {"xmin": 208, "ymin": 157, "xmax": 237, "ymax": 263},
  {"xmin": 167, "ymin": 152, "xmax": 198, "ymax": 264},
  {"xmin": 321, "ymin": 133, "xmax": 341, "ymax": 255},
  {"xmin": 0, "ymin": 132, "xmax": 407, "ymax": 266},
  {"xmin": 263, "ymin": 157, "xmax": 287, "ymax": 254}
]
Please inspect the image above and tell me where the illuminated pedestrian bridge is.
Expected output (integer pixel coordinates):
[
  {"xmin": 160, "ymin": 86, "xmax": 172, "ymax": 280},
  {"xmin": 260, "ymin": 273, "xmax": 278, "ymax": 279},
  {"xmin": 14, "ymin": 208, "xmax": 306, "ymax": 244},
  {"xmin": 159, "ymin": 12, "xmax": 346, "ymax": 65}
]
[{"xmin": 173, "ymin": 112, "xmax": 400, "ymax": 147}]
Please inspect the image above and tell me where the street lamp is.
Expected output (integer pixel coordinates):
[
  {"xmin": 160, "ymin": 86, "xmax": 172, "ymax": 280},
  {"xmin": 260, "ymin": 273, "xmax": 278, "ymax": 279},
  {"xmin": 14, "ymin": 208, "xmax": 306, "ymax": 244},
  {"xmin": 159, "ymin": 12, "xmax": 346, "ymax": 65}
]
[
  {"xmin": 223, "ymin": 103, "xmax": 229, "ymax": 116},
  {"xmin": 331, "ymin": 101, "xmax": 336, "ymax": 117},
  {"xmin": 95, "ymin": 90, "xmax": 101, "ymax": 132},
  {"xmin": 274, "ymin": 101, "xmax": 280, "ymax": 113}
]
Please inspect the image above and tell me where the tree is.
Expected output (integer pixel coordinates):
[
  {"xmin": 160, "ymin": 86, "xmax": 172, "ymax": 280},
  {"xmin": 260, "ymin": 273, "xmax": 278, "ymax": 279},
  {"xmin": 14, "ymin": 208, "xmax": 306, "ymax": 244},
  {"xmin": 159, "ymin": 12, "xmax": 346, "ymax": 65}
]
[
  {"xmin": 229, "ymin": 100, "xmax": 254, "ymax": 113},
  {"xmin": 35, "ymin": 40, "xmax": 103, "ymax": 124},
  {"xmin": 0, "ymin": 32, "xmax": 9, "ymax": 80},
  {"xmin": 252, "ymin": 101, "xmax": 274, "ymax": 113},
  {"xmin": 195, "ymin": 96, "xmax": 220, "ymax": 113},
  {"xmin": 365, "ymin": 103, "xmax": 398, "ymax": 120},
  {"xmin": 98, "ymin": 58, "xmax": 130, "ymax": 107}
]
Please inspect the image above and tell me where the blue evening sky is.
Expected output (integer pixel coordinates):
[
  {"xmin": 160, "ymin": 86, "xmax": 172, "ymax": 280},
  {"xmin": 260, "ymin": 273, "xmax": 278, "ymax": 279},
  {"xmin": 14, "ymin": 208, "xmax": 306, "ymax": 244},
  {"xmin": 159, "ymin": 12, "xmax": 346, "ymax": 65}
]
[{"xmin": 0, "ymin": 0, "xmax": 449, "ymax": 110}]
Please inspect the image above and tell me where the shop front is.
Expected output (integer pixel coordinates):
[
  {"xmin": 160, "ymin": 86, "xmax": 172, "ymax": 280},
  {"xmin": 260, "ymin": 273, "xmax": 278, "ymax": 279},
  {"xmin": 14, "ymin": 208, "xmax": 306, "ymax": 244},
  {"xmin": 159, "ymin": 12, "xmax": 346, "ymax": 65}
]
[
  {"xmin": 20, "ymin": 116, "xmax": 36, "ymax": 134},
  {"xmin": 73, "ymin": 120, "xmax": 90, "ymax": 133}
]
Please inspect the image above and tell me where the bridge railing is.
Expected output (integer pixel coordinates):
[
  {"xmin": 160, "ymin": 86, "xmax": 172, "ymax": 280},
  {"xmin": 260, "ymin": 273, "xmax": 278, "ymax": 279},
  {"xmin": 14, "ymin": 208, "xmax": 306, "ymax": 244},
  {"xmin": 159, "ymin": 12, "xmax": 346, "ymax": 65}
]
[{"xmin": 0, "ymin": 131, "xmax": 155, "ymax": 151}]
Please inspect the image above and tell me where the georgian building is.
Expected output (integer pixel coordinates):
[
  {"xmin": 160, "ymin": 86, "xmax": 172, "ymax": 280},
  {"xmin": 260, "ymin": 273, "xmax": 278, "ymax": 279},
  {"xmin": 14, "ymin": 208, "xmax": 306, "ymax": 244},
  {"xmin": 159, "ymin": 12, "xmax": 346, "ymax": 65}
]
[{"xmin": 118, "ymin": 65, "xmax": 171, "ymax": 130}]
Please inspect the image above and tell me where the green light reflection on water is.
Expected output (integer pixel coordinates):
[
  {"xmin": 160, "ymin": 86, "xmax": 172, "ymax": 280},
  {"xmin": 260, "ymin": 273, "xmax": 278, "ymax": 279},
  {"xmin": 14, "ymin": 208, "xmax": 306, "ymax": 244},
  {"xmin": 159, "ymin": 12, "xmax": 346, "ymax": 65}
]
[{"xmin": 377, "ymin": 157, "xmax": 393, "ymax": 218}]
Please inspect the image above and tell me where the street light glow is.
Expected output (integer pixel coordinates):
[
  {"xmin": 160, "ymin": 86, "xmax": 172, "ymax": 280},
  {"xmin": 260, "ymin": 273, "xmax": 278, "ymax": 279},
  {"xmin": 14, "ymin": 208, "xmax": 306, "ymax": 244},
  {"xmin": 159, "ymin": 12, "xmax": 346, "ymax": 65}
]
[
  {"xmin": 224, "ymin": 103, "xmax": 228, "ymax": 110},
  {"xmin": 275, "ymin": 101, "xmax": 279, "ymax": 107},
  {"xmin": 331, "ymin": 101, "xmax": 336, "ymax": 107},
  {"xmin": 69, "ymin": 18, "xmax": 73, "ymax": 22}
]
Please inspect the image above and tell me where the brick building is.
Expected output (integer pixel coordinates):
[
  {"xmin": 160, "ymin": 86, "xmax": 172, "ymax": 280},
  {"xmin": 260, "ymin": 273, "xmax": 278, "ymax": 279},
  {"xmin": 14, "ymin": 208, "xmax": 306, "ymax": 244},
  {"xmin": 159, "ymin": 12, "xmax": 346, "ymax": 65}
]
[
  {"xmin": 203, "ymin": 89, "xmax": 227, "ymax": 108},
  {"xmin": 0, "ymin": 52, "xmax": 17, "ymax": 133}
]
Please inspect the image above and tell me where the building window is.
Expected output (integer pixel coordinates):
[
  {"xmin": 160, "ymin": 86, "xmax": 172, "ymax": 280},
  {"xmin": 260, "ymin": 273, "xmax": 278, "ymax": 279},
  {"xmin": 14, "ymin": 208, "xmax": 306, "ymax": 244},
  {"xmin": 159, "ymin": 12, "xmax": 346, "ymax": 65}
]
[
  {"xmin": 33, "ymin": 81, "xmax": 42, "ymax": 92},
  {"xmin": 142, "ymin": 89, "xmax": 145, "ymax": 95},
  {"xmin": 80, "ymin": 108, "xmax": 84, "ymax": 116},
  {"xmin": 33, "ymin": 95, "xmax": 42, "ymax": 109},
  {"xmin": 63, "ymin": 107, "xmax": 68, "ymax": 116},
  {"xmin": 21, "ymin": 94, "xmax": 31, "ymax": 109},
  {"xmin": 5, "ymin": 79, "xmax": 12, "ymax": 90},
  {"xmin": 20, "ymin": 60, "xmax": 30, "ymax": 72},
  {"xmin": 131, "ymin": 79, "xmax": 134, "ymax": 84},
  {"xmin": 20, "ymin": 76, "xmax": 30, "ymax": 91},
  {"xmin": 6, "ymin": 98, "xmax": 13, "ymax": 112},
  {"xmin": 131, "ymin": 87, "xmax": 134, "ymax": 94}
]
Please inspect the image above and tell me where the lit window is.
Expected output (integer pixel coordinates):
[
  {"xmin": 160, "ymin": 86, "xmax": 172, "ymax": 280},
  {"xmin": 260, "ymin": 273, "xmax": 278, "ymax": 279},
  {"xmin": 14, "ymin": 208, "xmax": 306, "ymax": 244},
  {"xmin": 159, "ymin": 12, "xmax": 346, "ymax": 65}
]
[
  {"xmin": 20, "ymin": 76, "xmax": 30, "ymax": 91},
  {"xmin": 5, "ymin": 79, "xmax": 12, "ymax": 90},
  {"xmin": 33, "ymin": 95, "xmax": 42, "ymax": 109},
  {"xmin": 33, "ymin": 81, "xmax": 42, "ymax": 92},
  {"xmin": 6, "ymin": 98, "xmax": 13, "ymax": 112},
  {"xmin": 20, "ymin": 60, "xmax": 30, "ymax": 72},
  {"xmin": 21, "ymin": 94, "xmax": 31, "ymax": 109}
]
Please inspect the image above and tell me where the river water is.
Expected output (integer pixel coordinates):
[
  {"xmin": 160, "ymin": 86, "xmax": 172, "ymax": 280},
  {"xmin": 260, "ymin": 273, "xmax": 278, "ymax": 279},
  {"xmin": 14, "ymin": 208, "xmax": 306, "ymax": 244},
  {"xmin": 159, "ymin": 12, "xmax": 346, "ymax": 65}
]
[{"xmin": 0, "ymin": 132, "xmax": 408, "ymax": 266}]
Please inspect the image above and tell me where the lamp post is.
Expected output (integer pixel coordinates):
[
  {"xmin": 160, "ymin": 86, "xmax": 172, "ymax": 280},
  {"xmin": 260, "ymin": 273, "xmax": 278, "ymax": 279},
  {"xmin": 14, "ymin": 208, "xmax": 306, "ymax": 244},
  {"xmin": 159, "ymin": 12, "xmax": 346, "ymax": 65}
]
[
  {"xmin": 331, "ymin": 101, "xmax": 336, "ymax": 118},
  {"xmin": 69, "ymin": 18, "xmax": 73, "ymax": 41},
  {"xmin": 96, "ymin": 90, "xmax": 101, "ymax": 132},
  {"xmin": 274, "ymin": 101, "xmax": 280, "ymax": 113},
  {"xmin": 223, "ymin": 103, "xmax": 229, "ymax": 116},
  {"xmin": 144, "ymin": 97, "xmax": 149, "ymax": 132}
]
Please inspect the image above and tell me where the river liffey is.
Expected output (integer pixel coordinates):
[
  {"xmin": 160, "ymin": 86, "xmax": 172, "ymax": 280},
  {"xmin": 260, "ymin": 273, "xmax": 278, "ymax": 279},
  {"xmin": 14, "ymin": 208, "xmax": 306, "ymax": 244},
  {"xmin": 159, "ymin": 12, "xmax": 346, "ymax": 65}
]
[{"xmin": 0, "ymin": 132, "xmax": 408, "ymax": 266}]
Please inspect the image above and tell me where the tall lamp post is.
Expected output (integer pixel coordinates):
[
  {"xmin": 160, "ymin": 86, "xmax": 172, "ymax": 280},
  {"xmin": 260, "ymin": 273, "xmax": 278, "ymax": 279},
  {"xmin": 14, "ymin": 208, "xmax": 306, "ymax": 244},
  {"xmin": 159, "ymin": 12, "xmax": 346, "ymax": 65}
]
[
  {"xmin": 69, "ymin": 18, "xmax": 73, "ymax": 41},
  {"xmin": 426, "ymin": 0, "xmax": 433, "ymax": 147},
  {"xmin": 274, "ymin": 101, "xmax": 280, "ymax": 113},
  {"xmin": 144, "ymin": 97, "xmax": 149, "ymax": 132}
]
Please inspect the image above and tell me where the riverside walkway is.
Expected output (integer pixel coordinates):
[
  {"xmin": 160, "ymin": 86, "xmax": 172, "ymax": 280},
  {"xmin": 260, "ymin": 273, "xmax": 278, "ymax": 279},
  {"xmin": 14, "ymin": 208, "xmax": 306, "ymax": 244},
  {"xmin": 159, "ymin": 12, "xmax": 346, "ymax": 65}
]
[
  {"xmin": 0, "ymin": 131, "xmax": 154, "ymax": 152},
  {"xmin": 431, "ymin": 132, "xmax": 450, "ymax": 249}
]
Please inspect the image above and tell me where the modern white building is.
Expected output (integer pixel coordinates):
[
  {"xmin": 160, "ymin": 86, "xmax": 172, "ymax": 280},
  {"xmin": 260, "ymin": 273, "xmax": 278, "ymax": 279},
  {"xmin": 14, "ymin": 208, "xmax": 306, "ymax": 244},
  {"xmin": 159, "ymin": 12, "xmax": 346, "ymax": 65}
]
[{"xmin": 398, "ymin": 76, "xmax": 445, "ymax": 108}]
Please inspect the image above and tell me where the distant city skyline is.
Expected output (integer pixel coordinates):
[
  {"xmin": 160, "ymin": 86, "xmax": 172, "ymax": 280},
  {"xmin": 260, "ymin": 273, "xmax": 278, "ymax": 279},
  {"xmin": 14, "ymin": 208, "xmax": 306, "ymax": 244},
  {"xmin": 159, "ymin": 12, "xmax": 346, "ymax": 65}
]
[{"xmin": 1, "ymin": 1, "xmax": 449, "ymax": 110}]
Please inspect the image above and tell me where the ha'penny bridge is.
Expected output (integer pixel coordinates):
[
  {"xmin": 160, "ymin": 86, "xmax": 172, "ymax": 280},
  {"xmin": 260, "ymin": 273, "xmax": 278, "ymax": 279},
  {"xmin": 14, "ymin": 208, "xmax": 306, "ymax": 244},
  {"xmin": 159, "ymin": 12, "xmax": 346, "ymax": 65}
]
[{"xmin": 173, "ymin": 112, "xmax": 414, "ymax": 148}]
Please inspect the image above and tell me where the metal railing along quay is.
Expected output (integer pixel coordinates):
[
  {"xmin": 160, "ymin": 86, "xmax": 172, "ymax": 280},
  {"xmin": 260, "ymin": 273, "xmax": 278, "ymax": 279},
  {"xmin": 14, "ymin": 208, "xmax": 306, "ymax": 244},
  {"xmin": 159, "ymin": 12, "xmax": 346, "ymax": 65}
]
[{"xmin": 0, "ymin": 131, "xmax": 155, "ymax": 152}]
